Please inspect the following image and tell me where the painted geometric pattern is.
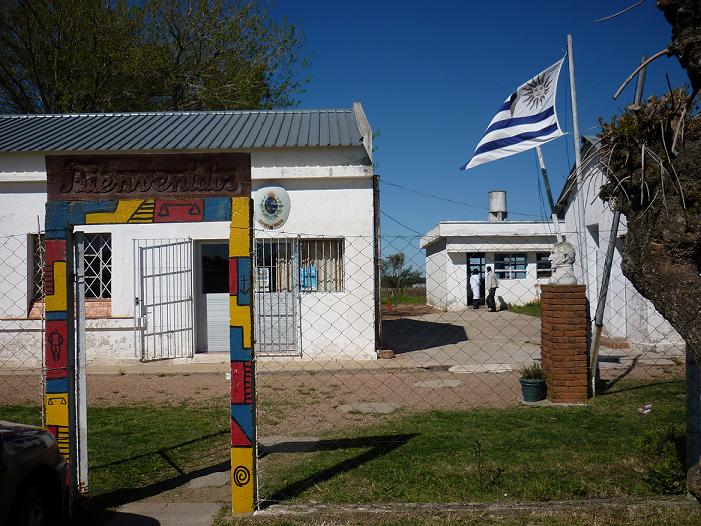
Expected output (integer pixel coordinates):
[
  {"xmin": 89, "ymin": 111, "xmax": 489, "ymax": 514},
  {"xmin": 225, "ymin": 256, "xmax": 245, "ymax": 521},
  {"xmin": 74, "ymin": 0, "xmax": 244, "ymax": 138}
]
[
  {"xmin": 44, "ymin": 196, "xmax": 254, "ymax": 515},
  {"xmin": 43, "ymin": 233, "xmax": 70, "ymax": 458},
  {"xmin": 229, "ymin": 196, "xmax": 255, "ymax": 513}
]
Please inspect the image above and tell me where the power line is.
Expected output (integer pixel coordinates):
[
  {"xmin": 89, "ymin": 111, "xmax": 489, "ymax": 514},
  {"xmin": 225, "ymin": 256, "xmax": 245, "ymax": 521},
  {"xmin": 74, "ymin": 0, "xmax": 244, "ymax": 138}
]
[
  {"xmin": 380, "ymin": 210, "xmax": 425, "ymax": 236},
  {"xmin": 380, "ymin": 179, "xmax": 543, "ymax": 219}
]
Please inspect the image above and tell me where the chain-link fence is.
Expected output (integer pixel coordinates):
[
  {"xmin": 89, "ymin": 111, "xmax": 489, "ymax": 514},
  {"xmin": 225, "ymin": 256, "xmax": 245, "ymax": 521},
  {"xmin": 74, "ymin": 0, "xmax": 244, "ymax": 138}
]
[
  {"xmin": 0, "ymin": 233, "xmax": 45, "ymax": 421},
  {"xmin": 252, "ymin": 228, "xmax": 686, "ymax": 502},
  {"xmin": 0, "ymin": 224, "xmax": 687, "ymax": 503}
]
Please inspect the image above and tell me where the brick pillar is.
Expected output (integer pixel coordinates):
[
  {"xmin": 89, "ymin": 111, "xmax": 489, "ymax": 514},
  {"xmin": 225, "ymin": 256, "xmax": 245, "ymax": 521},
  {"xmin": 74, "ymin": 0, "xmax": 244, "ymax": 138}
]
[{"xmin": 540, "ymin": 284, "xmax": 589, "ymax": 403}]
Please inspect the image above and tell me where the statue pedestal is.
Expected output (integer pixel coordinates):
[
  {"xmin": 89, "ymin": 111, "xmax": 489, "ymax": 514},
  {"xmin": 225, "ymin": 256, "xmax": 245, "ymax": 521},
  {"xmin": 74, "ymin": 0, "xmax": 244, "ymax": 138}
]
[{"xmin": 540, "ymin": 284, "xmax": 589, "ymax": 403}]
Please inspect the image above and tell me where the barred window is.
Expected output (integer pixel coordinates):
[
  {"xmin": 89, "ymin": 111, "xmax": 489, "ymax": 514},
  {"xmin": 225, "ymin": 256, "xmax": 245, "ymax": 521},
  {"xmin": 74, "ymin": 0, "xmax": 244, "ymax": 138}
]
[
  {"xmin": 256, "ymin": 239, "xmax": 296, "ymax": 293},
  {"xmin": 300, "ymin": 239, "xmax": 344, "ymax": 293},
  {"xmin": 494, "ymin": 253, "xmax": 527, "ymax": 280},
  {"xmin": 30, "ymin": 233, "xmax": 45, "ymax": 303},
  {"xmin": 84, "ymin": 233, "xmax": 112, "ymax": 299},
  {"xmin": 536, "ymin": 252, "xmax": 552, "ymax": 278},
  {"xmin": 255, "ymin": 238, "xmax": 344, "ymax": 293}
]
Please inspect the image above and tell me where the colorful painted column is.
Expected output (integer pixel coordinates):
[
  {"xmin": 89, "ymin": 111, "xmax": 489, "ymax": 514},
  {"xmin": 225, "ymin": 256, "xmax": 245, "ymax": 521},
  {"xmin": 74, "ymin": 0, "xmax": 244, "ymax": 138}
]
[
  {"xmin": 44, "ymin": 202, "xmax": 72, "ymax": 468},
  {"xmin": 43, "ymin": 152, "xmax": 254, "ymax": 515},
  {"xmin": 229, "ymin": 196, "xmax": 256, "ymax": 513}
]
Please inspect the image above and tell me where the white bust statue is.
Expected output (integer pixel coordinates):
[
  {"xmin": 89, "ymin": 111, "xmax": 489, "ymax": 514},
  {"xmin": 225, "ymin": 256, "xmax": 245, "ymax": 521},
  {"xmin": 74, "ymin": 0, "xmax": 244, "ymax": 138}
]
[{"xmin": 548, "ymin": 241, "xmax": 577, "ymax": 285}]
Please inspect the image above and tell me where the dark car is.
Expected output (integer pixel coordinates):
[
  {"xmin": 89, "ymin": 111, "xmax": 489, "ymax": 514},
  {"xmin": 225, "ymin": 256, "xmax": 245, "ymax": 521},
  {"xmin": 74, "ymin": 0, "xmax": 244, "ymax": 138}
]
[{"xmin": 0, "ymin": 421, "xmax": 67, "ymax": 526}]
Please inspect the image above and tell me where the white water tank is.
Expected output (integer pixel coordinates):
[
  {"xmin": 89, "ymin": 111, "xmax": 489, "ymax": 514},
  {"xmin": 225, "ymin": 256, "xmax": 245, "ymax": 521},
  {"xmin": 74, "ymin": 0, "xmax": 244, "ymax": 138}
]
[{"xmin": 488, "ymin": 191, "xmax": 507, "ymax": 222}]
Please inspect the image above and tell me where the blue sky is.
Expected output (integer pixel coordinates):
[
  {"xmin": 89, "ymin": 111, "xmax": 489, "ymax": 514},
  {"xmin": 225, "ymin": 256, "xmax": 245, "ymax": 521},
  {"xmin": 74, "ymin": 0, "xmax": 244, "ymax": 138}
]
[{"xmin": 272, "ymin": 0, "xmax": 686, "ymax": 236}]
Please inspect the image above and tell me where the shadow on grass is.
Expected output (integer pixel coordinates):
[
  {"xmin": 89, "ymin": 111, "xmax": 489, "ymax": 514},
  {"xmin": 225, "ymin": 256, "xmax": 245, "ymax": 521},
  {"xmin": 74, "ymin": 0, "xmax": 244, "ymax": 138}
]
[
  {"xmin": 596, "ymin": 356, "xmax": 641, "ymax": 393},
  {"xmin": 90, "ymin": 429, "xmax": 230, "ymax": 509},
  {"xmin": 91, "ymin": 432, "xmax": 417, "ymax": 513},
  {"xmin": 597, "ymin": 354, "xmax": 682, "ymax": 397},
  {"xmin": 260, "ymin": 433, "xmax": 418, "ymax": 508}
]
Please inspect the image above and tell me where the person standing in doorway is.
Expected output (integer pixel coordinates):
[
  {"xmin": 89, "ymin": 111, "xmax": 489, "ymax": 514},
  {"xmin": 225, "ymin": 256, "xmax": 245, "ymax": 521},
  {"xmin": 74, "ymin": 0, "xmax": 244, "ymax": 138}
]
[
  {"xmin": 470, "ymin": 269, "xmax": 481, "ymax": 309},
  {"xmin": 485, "ymin": 265, "xmax": 498, "ymax": 312}
]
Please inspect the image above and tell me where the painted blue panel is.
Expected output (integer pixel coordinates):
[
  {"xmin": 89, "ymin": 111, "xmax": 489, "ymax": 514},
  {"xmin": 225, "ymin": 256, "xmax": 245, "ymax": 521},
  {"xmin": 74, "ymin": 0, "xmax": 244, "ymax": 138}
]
[
  {"xmin": 203, "ymin": 198, "xmax": 232, "ymax": 221},
  {"xmin": 45, "ymin": 202, "xmax": 69, "ymax": 239},
  {"xmin": 46, "ymin": 311, "xmax": 68, "ymax": 321},
  {"xmin": 230, "ymin": 404, "xmax": 254, "ymax": 442},
  {"xmin": 237, "ymin": 258, "xmax": 251, "ymax": 306},
  {"xmin": 68, "ymin": 201, "xmax": 117, "ymax": 224},
  {"xmin": 46, "ymin": 378, "xmax": 68, "ymax": 393},
  {"xmin": 230, "ymin": 327, "xmax": 252, "ymax": 361}
]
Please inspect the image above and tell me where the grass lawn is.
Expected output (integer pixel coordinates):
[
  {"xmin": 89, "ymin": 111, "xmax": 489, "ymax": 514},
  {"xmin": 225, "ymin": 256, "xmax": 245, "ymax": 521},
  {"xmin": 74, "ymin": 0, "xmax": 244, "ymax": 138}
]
[
  {"xmin": 258, "ymin": 379, "xmax": 687, "ymax": 503},
  {"xmin": 508, "ymin": 300, "xmax": 542, "ymax": 317},
  {"xmin": 381, "ymin": 287, "xmax": 426, "ymax": 305},
  {"xmin": 0, "ymin": 379, "xmax": 689, "ymax": 517},
  {"xmin": 1, "ymin": 399, "xmax": 230, "ymax": 508}
]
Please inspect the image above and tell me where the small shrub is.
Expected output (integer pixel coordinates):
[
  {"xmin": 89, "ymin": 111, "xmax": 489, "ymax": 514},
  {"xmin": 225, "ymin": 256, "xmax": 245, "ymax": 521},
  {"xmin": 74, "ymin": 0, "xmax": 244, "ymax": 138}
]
[
  {"xmin": 635, "ymin": 426, "xmax": 686, "ymax": 494},
  {"xmin": 519, "ymin": 362, "xmax": 544, "ymax": 380}
]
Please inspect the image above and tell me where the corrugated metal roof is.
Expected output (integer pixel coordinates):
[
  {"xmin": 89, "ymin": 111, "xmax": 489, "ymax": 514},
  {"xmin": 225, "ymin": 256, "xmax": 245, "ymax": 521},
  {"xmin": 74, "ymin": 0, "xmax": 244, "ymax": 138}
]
[{"xmin": 0, "ymin": 108, "xmax": 365, "ymax": 152}]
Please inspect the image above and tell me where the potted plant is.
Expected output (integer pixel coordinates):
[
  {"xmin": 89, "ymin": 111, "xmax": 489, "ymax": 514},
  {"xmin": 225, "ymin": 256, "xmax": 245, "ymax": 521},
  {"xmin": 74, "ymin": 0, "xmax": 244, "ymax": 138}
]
[{"xmin": 519, "ymin": 362, "xmax": 546, "ymax": 402}]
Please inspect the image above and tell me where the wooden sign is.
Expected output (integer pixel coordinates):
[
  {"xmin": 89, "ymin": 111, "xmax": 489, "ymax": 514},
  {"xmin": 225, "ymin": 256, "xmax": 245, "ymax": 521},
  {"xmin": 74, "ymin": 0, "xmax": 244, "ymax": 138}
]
[{"xmin": 46, "ymin": 153, "xmax": 251, "ymax": 201}]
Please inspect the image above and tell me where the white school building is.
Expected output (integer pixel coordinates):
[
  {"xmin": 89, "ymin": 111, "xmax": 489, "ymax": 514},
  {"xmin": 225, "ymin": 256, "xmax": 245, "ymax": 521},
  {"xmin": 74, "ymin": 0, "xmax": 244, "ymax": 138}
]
[
  {"xmin": 0, "ymin": 104, "xmax": 379, "ymax": 365},
  {"xmin": 421, "ymin": 192, "xmax": 561, "ymax": 310}
]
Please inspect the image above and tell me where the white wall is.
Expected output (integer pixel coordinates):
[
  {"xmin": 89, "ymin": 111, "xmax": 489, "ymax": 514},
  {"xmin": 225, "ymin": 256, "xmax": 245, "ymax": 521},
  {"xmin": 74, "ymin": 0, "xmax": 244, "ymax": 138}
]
[
  {"xmin": 562, "ymin": 154, "xmax": 684, "ymax": 353},
  {"xmin": 0, "ymin": 147, "xmax": 376, "ymax": 362},
  {"xmin": 425, "ymin": 239, "xmax": 447, "ymax": 310}
]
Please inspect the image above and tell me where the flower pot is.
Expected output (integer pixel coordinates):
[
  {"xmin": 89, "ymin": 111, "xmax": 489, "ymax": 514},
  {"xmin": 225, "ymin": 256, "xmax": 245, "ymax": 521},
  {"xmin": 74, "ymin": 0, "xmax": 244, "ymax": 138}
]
[{"xmin": 520, "ymin": 378, "xmax": 546, "ymax": 402}]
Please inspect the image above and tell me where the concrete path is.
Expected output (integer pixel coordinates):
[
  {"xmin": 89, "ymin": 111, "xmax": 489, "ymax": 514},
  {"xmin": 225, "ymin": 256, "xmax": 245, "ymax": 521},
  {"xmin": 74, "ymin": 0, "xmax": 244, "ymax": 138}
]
[
  {"xmin": 384, "ymin": 308, "xmax": 541, "ymax": 370},
  {"xmin": 103, "ymin": 502, "xmax": 221, "ymax": 526}
]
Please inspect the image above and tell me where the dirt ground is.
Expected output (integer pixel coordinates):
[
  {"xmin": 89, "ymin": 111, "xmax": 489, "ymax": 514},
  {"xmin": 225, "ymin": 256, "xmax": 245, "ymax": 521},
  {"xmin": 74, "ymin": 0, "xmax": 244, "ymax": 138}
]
[{"xmin": 0, "ymin": 363, "xmax": 684, "ymax": 437}]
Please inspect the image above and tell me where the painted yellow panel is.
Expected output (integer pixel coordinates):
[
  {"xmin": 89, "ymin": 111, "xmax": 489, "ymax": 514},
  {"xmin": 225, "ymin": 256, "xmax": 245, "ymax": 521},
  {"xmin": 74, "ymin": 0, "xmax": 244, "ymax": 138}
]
[
  {"xmin": 85, "ymin": 200, "xmax": 145, "ymax": 224},
  {"xmin": 126, "ymin": 199, "xmax": 156, "ymax": 223},
  {"xmin": 230, "ymin": 447, "xmax": 255, "ymax": 514},
  {"xmin": 54, "ymin": 426, "xmax": 69, "ymax": 456},
  {"xmin": 229, "ymin": 197, "xmax": 250, "ymax": 257},
  {"xmin": 45, "ymin": 262, "xmax": 67, "ymax": 312},
  {"xmin": 230, "ymin": 299, "xmax": 252, "ymax": 348},
  {"xmin": 45, "ymin": 394, "xmax": 69, "ymax": 427}
]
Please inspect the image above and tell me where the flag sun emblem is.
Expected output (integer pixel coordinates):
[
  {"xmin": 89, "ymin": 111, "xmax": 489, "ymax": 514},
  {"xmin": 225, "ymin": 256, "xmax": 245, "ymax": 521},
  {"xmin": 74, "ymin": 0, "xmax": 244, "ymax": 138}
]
[{"xmin": 522, "ymin": 73, "xmax": 552, "ymax": 110}]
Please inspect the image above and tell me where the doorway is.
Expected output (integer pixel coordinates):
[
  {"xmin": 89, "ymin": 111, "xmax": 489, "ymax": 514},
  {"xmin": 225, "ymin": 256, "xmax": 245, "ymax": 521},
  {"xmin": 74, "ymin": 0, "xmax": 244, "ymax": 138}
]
[
  {"xmin": 467, "ymin": 252, "xmax": 486, "ymax": 306},
  {"xmin": 196, "ymin": 242, "xmax": 230, "ymax": 353}
]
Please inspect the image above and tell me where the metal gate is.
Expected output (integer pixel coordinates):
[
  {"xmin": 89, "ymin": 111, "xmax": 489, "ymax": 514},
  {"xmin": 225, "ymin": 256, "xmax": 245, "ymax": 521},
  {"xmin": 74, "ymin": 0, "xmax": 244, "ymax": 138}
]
[
  {"xmin": 133, "ymin": 239, "xmax": 194, "ymax": 361},
  {"xmin": 254, "ymin": 238, "xmax": 302, "ymax": 357}
]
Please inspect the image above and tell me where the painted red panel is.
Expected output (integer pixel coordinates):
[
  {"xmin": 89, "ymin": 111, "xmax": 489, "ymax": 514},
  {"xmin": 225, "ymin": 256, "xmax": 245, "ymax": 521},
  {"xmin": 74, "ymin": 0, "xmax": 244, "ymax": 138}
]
[
  {"xmin": 229, "ymin": 258, "xmax": 238, "ymax": 296},
  {"xmin": 44, "ymin": 240, "xmax": 66, "ymax": 296},
  {"xmin": 46, "ymin": 320, "xmax": 68, "ymax": 379},
  {"xmin": 154, "ymin": 199, "xmax": 204, "ymax": 222},
  {"xmin": 45, "ymin": 239, "xmax": 66, "ymax": 265},
  {"xmin": 230, "ymin": 420, "xmax": 253, "ymax": 446},
  {"xmin": 231, "ymin": 361, "xmax": 252, "ymax": 404}
]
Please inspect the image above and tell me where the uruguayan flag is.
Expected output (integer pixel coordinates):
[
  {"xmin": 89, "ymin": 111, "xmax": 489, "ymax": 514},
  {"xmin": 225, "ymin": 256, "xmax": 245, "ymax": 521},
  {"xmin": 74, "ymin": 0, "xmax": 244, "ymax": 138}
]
[{"xmin": 462, "ymin": 58, "xmax": 565, "ymax": 170}]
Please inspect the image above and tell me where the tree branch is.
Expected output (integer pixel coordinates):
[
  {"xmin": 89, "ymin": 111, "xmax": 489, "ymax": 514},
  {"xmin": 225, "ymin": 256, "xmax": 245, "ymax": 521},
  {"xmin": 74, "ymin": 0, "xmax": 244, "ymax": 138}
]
[{"xmin": 614, "ymin": 48, "xmax": 670, "ymax": 100}]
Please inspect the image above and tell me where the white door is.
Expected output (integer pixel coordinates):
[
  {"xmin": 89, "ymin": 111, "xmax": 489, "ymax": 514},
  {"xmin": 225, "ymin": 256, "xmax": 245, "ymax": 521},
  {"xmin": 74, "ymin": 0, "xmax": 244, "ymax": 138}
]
[{"xmin": 134, "ymin": 239, "xmax": 194, "ymax": 361}]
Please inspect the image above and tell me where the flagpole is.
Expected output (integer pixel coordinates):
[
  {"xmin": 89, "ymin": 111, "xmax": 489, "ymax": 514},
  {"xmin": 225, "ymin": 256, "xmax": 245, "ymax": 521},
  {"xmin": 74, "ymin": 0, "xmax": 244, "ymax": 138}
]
[
  {"xmin": 535, "ymin": 145, "xmax": 563, "ymax": 242},
  {"xmin": 567, "ymin": 34, "xmax": 590, "ymax": 293}
]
